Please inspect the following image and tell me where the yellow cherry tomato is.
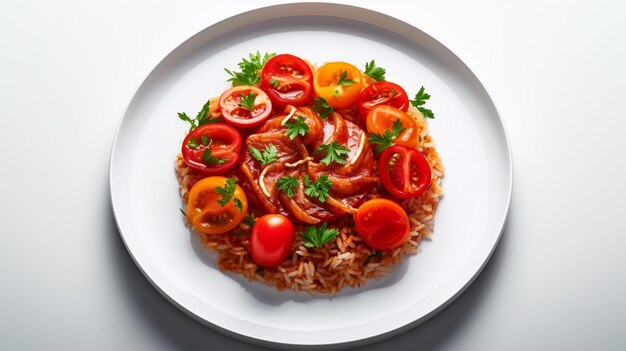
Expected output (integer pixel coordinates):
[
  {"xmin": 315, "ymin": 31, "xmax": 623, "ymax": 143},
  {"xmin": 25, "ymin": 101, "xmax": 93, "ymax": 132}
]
[
  {"xmin": 186, "ymin": 176, "xmax": 248, "ymax": 235},
  {"xmin": 313, "ymin": 62, "xmax": 363, "ymax": 108},
  {"xmin": 366, "ymin": 105, "xmax": 420, "ymax": 148}
]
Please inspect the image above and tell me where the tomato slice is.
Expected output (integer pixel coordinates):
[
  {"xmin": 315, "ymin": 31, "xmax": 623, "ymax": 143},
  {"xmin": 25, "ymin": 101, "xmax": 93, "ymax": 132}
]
[
  {"xmin": 187, "ymin": 176, "xmax": 248, "ymax": 235},
  {"xmin": 181, "ymin": 123, "xmax": 242, "ymax": 175},
  {"xmin": 378, "ymin": 145, "xmax": 432, "ymax": 199},
  {"xmin": 260, "ymin": 54, "xmax": 313, "ymax": 107},
  {"xmin": 354, "ymin": 199, "xmax": 409, "ymax": 250},
  {"xmin": 219, "ymin": 86, "xmax": 272, "ymax": 128},
  {"xmin": 313, "ymin": 62, "xmax": 363, "ymax": 108},
  {"xmin": 366, "ymin": 105, "xmax": 420, "ymax": 148},
  {"xmin": 358, "ymin": 82, "xmax": 409, "ymax": 119},
  {"xmin": 248, "ymin": 214, "xmax": 295, "ymax": 268}
]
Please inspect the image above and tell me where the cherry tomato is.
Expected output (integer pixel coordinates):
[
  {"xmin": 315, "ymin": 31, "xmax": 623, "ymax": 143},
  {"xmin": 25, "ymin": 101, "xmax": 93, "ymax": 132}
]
[
  {"xmin": 354, "ymin": 199, "xmax": 409, "ymax": 250},
  {"xmin": 260, "ymin": 54, "xmax": 314, "ymax": 107},
  {"xmin": 358, "ymin": 82, "xmax": 409, "ymax": 119},
  {"xmin": 249, "ymin": 214, "xmax": 295, "ymax": 268},
  {"xmin": 366, "ymin": 105, "xmax": 420, "ymax": 148},
  {"xmin": 313, "ymin": 62, "xmax": 363, "ymax": 108},
  {"xmin": 378, "ymin": 145, "xmax": 431, "ymax": 199},
  {"xmin": 181, "ymin": 124, "xmax": 242, "ymax": 175},
  {"xmin": 187, "ymin": 176, "xmax": 248, "ymax": 235},
  {"xmin": 219, "ymin": 86, "xmax": 272, "ymax": 128}
]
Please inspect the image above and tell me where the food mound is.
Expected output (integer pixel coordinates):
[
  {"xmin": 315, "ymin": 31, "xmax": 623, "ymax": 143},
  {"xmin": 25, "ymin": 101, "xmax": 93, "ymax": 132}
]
[{"xmin": 175, "ymin": 53, "xmax": 444, "ymax": 294}]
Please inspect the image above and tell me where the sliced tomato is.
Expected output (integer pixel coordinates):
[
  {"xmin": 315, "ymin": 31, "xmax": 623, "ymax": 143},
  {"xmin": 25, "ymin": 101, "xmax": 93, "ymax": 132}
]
[
  {"xmin": 358, "ymin": 82, "xmax": 409, "ymax": 119},
  {"xmin": 260, "ymin": 54, "xmax": 313, "ymax": 107},
  {"xmin": 354, "ymin": 199, "xmax": 409, "ymax": 250},
  {"xmin": 378, "ymin": 145, "xmax": 431, "ymax": 199},
  {"xmin": 219, "ymin": 85, "xmax": 272, "ymax": 128},
  {"xmin": 366, "ymin": 105, "xmax": 420, "ymax": 148},
  {"xmin": 181, "ymin": 123, "xmax": 242, "ymax": 175},
  {"xmin": 248, "ymin": 214, "xmax": 295, "ymax": 268},
  {"xmin": 186, "ymin": 176, "xmax": 248, "ymax": 235},
  {"xmin": 313, "ymin": 62, "xmax": 363, "ymax": 108}
]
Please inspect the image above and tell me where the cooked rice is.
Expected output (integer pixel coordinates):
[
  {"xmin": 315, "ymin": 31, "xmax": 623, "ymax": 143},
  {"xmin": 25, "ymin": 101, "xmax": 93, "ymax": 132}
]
[{"xmin": 175, "ymin": 106, "xmax": 444, "ymax": 294}]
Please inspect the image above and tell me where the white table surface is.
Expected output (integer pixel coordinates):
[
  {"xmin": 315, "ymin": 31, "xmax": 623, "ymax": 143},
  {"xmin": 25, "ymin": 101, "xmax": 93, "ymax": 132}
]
[{"xmin": 2, "ymin": 0, "xmax": 625, "ymax": 350}]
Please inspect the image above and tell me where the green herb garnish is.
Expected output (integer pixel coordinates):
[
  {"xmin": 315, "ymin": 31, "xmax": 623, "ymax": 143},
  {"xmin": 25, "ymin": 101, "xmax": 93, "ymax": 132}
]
[
  {"xmin": 337, "ymin": 70, "xmax": 354, "ymax": 86},
  {"xmin": 215, "ymin": 178, "xmax": 241, "ymax": 211},
  {"xmin": 367, "ymin": 119, "xmax": 407, "ymax": 153},
  {"xmin": 410, "ymin": 86, "xmax": 435, "ymax": 119},
  {"xmin": 187, "ymin": 137, "xmax": 198, "ymax": 149},
  {"xmin": 177, "ymin": 99, "xmax": 221, "ymax": 132},
  {"xmin": 201, "ymin": 135, "xmax": 209, "ymax": 146},
  {"xmin": 248, "ymin": 144, "xmax": 278, "ymax": 166},
  {"xmin": 301, "ymin": 223, "xmax": 340, "ymax": 248},
  {"xmin": 201, "ymin": 148, "xmax": 226, "ymax": 165},
  {"xmin": 270, "ymin": 78, "xmax": 280, "ymax": 88},
  {"xmin": 303, "ymin": 175, "xmax": 332, "ymax": 203},
  {"xmin": 224, "ymin": 51, "xmax": 276, "ymax": 86},
  {"xmin": 312, "ymin": 97, "xmax": 334, "ymax": 119},
  {"xmin": 315, "ymin": 141, "xmax": 350, "ymax": 165},
  {"xmin": 364, "ymin": 60, "xmax": 386, "ymax": 82},
  {"xmin": 239, "ymin": 91, "xmax": 256, "ymax": 111},
  {"xmin": 285, "ymin": 116, "xmax": 310, "ymax": 140},
  {"xmin": 276, "ymin": 176, "xmax": 300, "ymax": 197}
]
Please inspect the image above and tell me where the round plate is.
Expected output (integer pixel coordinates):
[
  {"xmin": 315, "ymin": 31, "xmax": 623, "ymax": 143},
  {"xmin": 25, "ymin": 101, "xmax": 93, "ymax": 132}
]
[{"xmin": 109, "ymin": 3, "xmax": 512, "ymax": 349}]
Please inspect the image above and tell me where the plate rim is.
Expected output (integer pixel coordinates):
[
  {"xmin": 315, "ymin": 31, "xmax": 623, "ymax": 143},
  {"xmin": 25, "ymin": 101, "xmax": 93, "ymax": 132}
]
[{"xmin": 109, "ymin": 2, "xmax": 513, "ymax": 349}]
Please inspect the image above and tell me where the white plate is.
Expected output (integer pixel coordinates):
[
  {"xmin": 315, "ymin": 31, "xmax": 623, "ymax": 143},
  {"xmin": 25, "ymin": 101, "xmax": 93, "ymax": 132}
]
[{"xmin": 109, "ymin": 3, "xmax": 512, "ymax": 349}]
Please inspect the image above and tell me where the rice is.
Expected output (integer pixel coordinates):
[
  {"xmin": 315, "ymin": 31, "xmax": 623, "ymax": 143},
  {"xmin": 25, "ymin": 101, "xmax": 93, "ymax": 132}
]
[{"xmin": 175, "ymin": 107, "xmax": 444, "ymax": 294}]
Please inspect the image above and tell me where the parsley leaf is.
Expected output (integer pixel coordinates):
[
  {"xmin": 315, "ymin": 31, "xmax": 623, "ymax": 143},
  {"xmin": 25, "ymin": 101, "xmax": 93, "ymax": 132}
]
[
  {"xmin": 312, "ymin": 97, "xmax": 334, "ymax": 119},
  {"xmin": 233, "ymin": 198, "xmax": 243, "ymax": 212},
  {"xmin": 337, "ymin": 70, "xmax": 354, "ymax": 86},
  {"xmin": 367, "ymin": 119, "xmax": 407, "ymax": 153},
  {"xmin": 410, "ymin": 86, "xmax": 435, "ymax": 119},
  {"xmin": 364, "ymin": 60, "xmax": 386, "ymax": 82},
  {"xmin": 239, "ymin": 91, "xmax": 256, "ymax": 111},
  {"xmin": 270, "ymin": 78, "xmax": 280, "ymax": 88},
  {"xmin": 300, "ymin": 223, "xmax": 340, "ymax": 248},
  {"xmin": 187, "ymin": 137, "xmax": 198, "ymax": 149},
  {"xmin": 276, "ymin": 176, "xmax": 300, "ymax": 197},
  {"xmin": 225, "ymin": 51, "xmax": 276, "ymax": 86},
  {"xmin": 315, "ymin": 141, "xmax": 350, "ymax": 165},
  {"xmin": 177, "ymin": 99, "xmax": 221, "ymax": 132},
  {"xmin": 285, "ymin": 116, "xmax": 310, "ymax": 139},
  {"xmin": 303, "ymin": 175, "xmax": 332, "ymax": 203},
  {"xmin": 243, "ymin": 214, "xmax": 256, "ymax": 227},
  {"xmin": 215, "ymin": 178, "xmax": 238, "ymax": 208},
  {"xmin": 248, "ymin": 144, "xmax": 278, "ymax": 166},
  {"xmin": 367, "ymin": 130, "xmax": 394, "ymax": 153},
  {"xmin": 201, "ymin": 148, "xmax": 227, "ymax": 165},
  {"xmin": 201, "ymin": 135, "xmax": 209, "ymax": 146}
]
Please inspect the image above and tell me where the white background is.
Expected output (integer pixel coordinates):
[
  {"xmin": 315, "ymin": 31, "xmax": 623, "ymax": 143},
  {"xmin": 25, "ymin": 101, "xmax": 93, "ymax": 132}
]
[{"xmin": 1, "ymin": 0, "xmax": 625, "ymax": 350}]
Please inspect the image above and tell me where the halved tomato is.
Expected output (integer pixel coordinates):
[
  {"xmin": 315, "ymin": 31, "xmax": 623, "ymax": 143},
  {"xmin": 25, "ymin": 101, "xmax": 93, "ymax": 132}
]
[
  {"xmin": 219, "ymin": 86, "xmax": 272, "ymax": 128},
  {"xmin": 313, "ymin": 62, "xmax": 363, "ymax": 108},
  {"xmin": 366, "ymin": 105, "xmax": 420, "ymax": 148},
  {"xmin": 181, "ymin": 123, "xmax": 242, "ymax": 175},
  {"xmin": 378, "ymin": 144, "xmax": 431, "ymax": 199},
  {"xmin": 354, "ymin": 199, "xmax": 409, "ymax": 250},
  {"xmin": 358, "ymin": 82, "xmax": 409, "ymax": 119},
  {"xmin": 260, "ymin": 54, "xmax": 313, "ymax": 107},
  {"xmin": 186, "ymin": 176, "xmax": 248, "ymax": 235}
]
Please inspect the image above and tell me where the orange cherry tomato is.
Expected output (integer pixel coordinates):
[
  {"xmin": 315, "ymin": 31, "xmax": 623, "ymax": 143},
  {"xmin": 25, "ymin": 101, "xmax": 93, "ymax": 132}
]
[
  {"xmin": 187, "ymin": 176, "xmax": 248, "ymax": 235},
  {"xmin": 313, "ymin": 62, "xmax": 363, "ymax": 108},
  {"xmin": 354, "ymin": 199, "xmax": 410, "ymax": 251},
  {"xmin": 366, "ymin": 105, "xmax": 420, "ymax": 148}
]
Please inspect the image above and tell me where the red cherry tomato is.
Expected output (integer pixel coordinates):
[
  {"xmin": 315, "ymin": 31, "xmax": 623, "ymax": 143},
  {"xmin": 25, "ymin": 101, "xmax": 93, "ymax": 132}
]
[
  {"xmin": 181, "ymin": 123, "xmax": 242, "ymax": 175},
  {"xmin": 260, "ymin": 54, "xmax": 314, "ymax": 107},
  {"xmin": 378, "ymin": 145, "xmax": 432, "ymax": 199},
  {"xmin": 249, "ymin": 214, "xmax": 295, "ymax": 268},
  {"xmin": 219, "ymin": 86, "xmax": 272, "ymax": 128},
  {"xmin": 358, "ymin": 82, "xmax": 410, "ymax": 119},
  {"xmin": 354, "ymin": 199, "xmax": 409, "ymax": 250}
]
